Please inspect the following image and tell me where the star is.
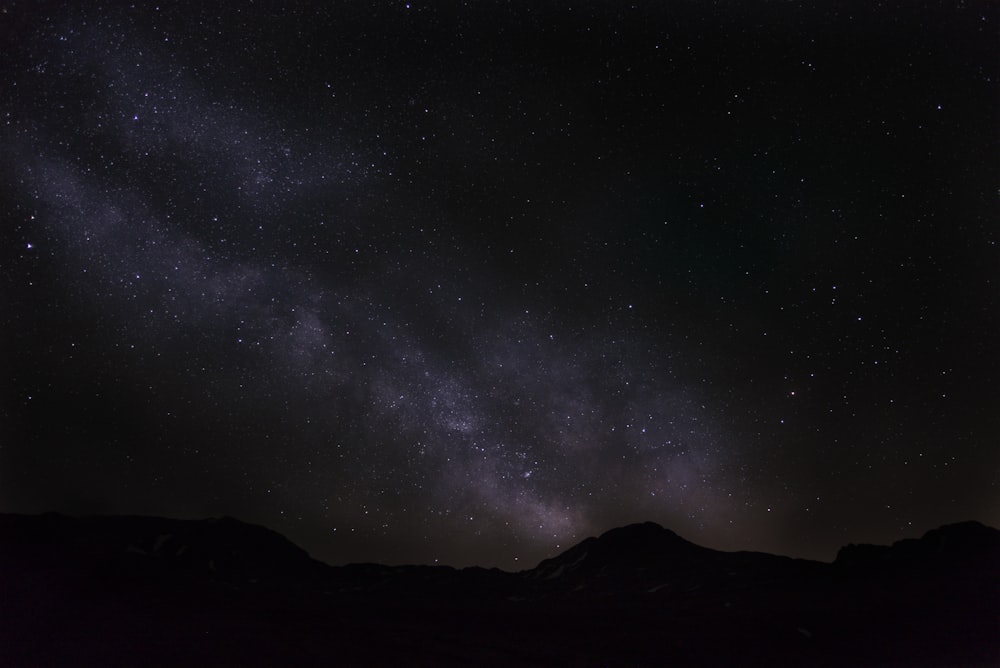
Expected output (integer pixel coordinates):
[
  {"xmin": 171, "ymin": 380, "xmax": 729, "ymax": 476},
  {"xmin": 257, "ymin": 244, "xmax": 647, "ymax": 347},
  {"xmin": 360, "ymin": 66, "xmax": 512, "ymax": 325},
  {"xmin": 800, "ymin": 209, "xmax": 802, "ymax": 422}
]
[{"xmin": 0, "ymin": 0, "xmax": 996, "ymax": 570}]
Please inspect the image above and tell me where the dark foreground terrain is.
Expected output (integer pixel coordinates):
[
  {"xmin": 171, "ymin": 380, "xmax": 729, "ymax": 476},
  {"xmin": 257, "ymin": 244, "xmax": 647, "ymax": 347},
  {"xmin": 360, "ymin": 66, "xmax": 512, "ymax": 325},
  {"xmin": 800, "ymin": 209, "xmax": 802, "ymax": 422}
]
[{"xmin": 1, "ymin": 513, "xmax": 997, "ymax": 667}]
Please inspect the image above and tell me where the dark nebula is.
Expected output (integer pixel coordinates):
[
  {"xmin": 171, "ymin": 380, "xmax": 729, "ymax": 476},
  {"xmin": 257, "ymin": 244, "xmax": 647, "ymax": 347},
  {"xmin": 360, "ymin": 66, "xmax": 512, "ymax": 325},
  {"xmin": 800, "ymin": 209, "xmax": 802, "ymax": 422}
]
[{"xmin": 2, "ymin": 0, "xmax": 998, "ymax": 569}]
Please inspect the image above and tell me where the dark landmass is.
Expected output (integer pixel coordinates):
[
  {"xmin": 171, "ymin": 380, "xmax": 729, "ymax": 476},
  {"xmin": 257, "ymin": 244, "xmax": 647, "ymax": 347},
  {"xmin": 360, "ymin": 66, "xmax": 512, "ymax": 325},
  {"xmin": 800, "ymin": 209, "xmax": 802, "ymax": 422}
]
[{"xmin": 1, "ymin": 513, "xmax": 997, "ymax": 666}]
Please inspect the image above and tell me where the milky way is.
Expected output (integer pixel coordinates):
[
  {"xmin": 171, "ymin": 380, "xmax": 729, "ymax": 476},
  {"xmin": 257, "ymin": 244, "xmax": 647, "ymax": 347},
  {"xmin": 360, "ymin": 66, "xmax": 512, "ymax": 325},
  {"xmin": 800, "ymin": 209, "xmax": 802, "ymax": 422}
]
[{"xmin": 3, "ymin": 2, "xmax": 998, "ymax": 568}]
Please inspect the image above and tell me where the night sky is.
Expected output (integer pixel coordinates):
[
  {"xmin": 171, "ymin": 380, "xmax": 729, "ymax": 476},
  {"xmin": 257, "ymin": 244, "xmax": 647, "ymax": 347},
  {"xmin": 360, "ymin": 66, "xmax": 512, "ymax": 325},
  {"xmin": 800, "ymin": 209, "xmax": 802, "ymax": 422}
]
[{"xmin": 2, "ymin": 1, "xmax": 998, "ymax": 570}]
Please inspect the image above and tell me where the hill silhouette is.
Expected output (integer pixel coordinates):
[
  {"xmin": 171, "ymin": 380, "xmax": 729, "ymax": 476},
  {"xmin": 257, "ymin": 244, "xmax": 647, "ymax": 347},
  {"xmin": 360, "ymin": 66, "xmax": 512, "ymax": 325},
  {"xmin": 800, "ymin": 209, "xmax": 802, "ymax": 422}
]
[{"xmin": 1, "ymin": 513, "xmax": 997, "ymax": 666}]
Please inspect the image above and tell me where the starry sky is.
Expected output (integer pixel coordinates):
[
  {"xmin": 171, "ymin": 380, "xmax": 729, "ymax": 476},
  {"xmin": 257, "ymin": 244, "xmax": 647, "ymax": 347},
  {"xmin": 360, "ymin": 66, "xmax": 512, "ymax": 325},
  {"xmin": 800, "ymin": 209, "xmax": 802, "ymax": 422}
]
[{"xmin": 2, "ymin": 1, "xmax": 998, "ymax": 570}]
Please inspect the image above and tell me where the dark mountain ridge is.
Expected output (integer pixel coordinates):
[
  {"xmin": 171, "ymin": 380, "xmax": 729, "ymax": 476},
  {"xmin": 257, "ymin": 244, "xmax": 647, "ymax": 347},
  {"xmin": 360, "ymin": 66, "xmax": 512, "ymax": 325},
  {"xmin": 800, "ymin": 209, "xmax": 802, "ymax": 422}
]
[
  {"xmin": 530, "ymin": 520, "xmax": 825, "ymax": 591},
  {"xmin": 835, "ymin": 519, "xmax": 1000, "ymax": 572},
  {"xmin": 1, "ymin": 512, "xmax": 997, "ymax": 666}
]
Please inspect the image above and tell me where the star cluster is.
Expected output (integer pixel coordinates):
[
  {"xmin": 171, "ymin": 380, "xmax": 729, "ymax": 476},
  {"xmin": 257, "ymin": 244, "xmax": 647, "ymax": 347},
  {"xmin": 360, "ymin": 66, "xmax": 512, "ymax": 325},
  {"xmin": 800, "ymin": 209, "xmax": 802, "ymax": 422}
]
[{"xmin": 2, "ymin": 1, "xmax": 998, "ymax": 568}]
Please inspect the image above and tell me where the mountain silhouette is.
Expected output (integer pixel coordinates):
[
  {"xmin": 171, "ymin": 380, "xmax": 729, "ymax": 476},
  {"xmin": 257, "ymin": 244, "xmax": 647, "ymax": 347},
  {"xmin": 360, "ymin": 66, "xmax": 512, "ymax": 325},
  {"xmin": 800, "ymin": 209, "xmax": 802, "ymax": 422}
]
[
  {"xmin": 1, "ymin": 512, "xmax": 997, "ymax": 666},
  {"xmin": 532, "ymin": 521, "xmax": 710, "ymax": 578},
  {"xmin": 835, "ymin": 520, "xmax": 1000, "ymax": 573},
  {"xmin": 0, "ymin": 512, "xmax": 332, "ymax": 593}
]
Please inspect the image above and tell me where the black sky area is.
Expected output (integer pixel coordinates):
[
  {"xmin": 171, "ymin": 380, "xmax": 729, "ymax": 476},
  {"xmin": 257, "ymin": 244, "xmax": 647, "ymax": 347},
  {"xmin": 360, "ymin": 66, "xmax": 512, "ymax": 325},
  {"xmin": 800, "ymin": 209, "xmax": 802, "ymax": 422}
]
[{"xmin": 1, "ymin": 0, "xmax": 998, "ymax": 570}]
